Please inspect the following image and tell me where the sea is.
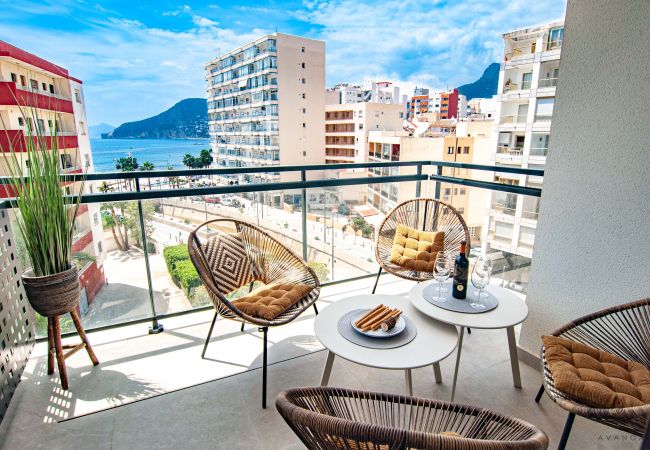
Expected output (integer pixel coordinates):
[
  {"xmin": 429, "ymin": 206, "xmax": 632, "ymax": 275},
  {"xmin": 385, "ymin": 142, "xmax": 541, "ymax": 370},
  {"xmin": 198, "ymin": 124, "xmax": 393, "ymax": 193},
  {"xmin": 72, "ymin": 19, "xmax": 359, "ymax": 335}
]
[{"xmin": 90, "ymin": 138, "xmax": 211, "ymax": 172}]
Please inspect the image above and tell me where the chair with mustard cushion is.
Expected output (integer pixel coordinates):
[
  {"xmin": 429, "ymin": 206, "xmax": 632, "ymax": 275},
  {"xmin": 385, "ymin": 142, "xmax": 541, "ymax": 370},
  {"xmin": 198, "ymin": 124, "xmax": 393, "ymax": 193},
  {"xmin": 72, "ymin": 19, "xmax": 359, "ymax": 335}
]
[
  {"xmin": 277, "ymin": 386, "xmax": 549, "ymax": 449},
  {"xmin": 188, "ymin": 219, "xmax": 320, "ymax": 408},
  {"xmin": 373, "ymin": 198, "xmax": 470, "ymax": 293},
  {"xmin": 535, "ymin": 298, "xmax": 650, "ymax": 449}
]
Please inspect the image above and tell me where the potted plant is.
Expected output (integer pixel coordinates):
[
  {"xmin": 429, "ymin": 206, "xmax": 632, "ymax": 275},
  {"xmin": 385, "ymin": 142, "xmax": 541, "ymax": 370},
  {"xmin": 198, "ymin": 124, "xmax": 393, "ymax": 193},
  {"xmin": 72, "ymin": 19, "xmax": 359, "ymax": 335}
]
[{"xmin": 1, "ymin": 103, "xmax": 98, "ymax": 389}]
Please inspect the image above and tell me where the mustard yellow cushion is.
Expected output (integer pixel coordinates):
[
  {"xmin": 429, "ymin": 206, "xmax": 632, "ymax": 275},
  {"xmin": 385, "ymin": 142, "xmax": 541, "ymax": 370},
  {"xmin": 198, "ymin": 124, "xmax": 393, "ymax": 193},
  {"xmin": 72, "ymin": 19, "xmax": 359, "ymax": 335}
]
[
  {"xmin": 389, "ymin": 224, "xmax": 444, "ymax": 272},
  {"xmin": 233, "ymin": 283, "xmax": 313, "ymax": 320},
  {"xmin": 542, "ymin": 335, "xmax": 650, "ymax": 409}
]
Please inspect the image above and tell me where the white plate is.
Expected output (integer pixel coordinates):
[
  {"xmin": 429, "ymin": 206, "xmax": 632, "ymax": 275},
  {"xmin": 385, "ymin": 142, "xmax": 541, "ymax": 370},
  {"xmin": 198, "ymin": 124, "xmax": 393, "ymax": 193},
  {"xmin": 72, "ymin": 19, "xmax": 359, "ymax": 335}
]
[{"xmin": 350, "ymin": 308, "xmax": 406, "ymax": 339}]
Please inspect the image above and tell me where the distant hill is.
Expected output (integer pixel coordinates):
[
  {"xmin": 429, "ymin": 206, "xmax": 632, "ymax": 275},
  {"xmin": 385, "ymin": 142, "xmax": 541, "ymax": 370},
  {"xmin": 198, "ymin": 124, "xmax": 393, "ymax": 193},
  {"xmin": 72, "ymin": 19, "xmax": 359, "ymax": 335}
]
[
  {"xmin": 103, "ymin": 98, "xmax": 208, "ymax": 139},
  {"xmin": 89, "ymin": 123, "xmax": 114, "ymax": 139},
  {"xmin": 457, "ymin": 63, "xmax": 500, "ymax": 100}
]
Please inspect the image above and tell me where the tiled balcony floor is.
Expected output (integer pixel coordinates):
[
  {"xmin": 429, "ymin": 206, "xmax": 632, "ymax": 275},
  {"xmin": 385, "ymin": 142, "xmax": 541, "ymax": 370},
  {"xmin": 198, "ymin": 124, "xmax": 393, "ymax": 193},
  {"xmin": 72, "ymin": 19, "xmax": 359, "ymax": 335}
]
[{"xmin": 0, "ymin": 276, "xmax": 639, "ymax": 449}]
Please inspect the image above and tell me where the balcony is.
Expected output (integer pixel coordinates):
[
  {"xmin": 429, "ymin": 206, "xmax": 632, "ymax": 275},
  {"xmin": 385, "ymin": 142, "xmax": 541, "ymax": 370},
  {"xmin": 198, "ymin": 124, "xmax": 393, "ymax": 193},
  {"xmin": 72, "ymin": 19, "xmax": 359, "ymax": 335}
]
[
  {"xmin": 0, "ymin": 129, "xmax": 78, "ymax": 152},
  {"xmin": 496, "ymin": 146, "xmax": 523, "ymax": 163},
  {"xmin": 0, "ymin": 81, "xmax": 74, "ymax": 113},
  {"xmin": 0, "ymin": 157, "xmax": 642, "ymax": 450}
]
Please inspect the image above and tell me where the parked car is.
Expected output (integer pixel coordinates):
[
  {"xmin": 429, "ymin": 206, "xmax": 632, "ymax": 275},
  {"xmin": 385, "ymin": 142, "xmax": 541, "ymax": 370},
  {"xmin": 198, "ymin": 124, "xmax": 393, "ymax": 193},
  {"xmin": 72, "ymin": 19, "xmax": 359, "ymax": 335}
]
[
  {"xmin": 221, "ymin": 198, "xmax": 242, "ymax": 208},
  {"xmin": 205, "ymin": 195, "xmax": 221, "ymax": 204}
]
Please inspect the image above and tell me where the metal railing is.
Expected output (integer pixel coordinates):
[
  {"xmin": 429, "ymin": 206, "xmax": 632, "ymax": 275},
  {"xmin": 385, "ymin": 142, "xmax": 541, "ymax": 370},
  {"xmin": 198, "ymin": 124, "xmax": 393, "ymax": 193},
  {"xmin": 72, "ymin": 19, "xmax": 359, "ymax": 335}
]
[{"xmin": 0, "ymin": 160, "xmax": 543, "ymax": 338}]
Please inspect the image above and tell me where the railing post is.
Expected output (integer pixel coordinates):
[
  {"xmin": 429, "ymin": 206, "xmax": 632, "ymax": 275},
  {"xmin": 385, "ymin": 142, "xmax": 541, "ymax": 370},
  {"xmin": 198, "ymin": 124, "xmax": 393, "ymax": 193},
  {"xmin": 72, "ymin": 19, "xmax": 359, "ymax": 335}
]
[
  {"xmin": 434, "ymin": 164, "xmax": 442, "ymax": 200},
  {"xmin": 301, "ymin": 170, "xmax": 308, "ymax": 262},
  {"xmin": 415, "ymin": 164, "xmax": 422, "ymax": 198},
  {"xmin": 135, "ymin": 177, "xmax": 163, "ymax": 334}
]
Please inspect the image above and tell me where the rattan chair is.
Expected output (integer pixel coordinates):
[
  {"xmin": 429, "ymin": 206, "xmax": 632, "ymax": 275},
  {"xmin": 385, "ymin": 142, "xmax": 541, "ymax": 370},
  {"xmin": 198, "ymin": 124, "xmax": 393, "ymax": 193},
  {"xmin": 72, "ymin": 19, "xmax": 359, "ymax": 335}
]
[
  {"xmin": 277, "ymin": 387, "xmax": 549, "ymax": 449},
  {"xmin": 534, "ymin": 298, "xmax": 650, "ymax": 449},
  {"xmin": 372, "ymin": 198, "xmax": 470, "ymax": 293},
  {"xmin": 188, "ymin": 219, "xmax": 320, "ymax": 408}
]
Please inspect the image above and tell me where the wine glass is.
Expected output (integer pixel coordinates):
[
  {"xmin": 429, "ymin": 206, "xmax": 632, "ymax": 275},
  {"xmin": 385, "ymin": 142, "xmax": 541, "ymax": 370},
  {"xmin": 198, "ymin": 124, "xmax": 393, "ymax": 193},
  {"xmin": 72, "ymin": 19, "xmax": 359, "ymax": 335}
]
[
  {"xmin": 431, "ymin": 251, "xmax": 451, "ymax": 303},
  {"xmin": 470, "ymin": 257, "xmax": 493, "ymax": 310}
]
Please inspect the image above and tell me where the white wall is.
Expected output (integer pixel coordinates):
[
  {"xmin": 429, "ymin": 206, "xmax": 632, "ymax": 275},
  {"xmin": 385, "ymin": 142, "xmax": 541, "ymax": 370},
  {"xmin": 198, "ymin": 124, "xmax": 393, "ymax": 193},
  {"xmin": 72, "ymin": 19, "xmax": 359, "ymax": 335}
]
[{"xmin": 519, "ymin": 0, "xmax": 650, "ymax": 354}]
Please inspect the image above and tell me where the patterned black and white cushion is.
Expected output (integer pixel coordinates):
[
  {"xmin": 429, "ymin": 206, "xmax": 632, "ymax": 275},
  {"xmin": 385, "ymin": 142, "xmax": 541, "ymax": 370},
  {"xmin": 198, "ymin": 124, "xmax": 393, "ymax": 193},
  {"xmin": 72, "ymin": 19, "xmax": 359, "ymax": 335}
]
[{"xmin": 202, "ymin": 232, "xmax": 255, "ymax": 294}]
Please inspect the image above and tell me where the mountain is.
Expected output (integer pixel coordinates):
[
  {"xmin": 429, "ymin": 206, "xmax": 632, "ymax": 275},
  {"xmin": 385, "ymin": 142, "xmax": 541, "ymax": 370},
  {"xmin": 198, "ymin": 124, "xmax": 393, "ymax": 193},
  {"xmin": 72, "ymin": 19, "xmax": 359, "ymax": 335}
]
[
  {"xmin": 103, "ymin": 98, "xmax": 208, "ymax": 139},
  {"xmin": 457, "ymin": 63, "xmax": 500, "ymax": 100},
  {"xmin": 89, "ymin": 123, "xmax": 114, "ymax": 139}
]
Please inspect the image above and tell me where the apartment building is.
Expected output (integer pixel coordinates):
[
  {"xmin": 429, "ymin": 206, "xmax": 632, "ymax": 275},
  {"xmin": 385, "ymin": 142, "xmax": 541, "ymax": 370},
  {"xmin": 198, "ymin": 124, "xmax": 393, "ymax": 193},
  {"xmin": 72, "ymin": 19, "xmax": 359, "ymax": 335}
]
[
  {"xmin": 0, "ymin": 40, "xmax": 105, "ymax": 304},
  {"xmin": 324, "ymin": 102, "xmax": 404, "ymax": 165},
  {"xmin": 406, "ymin": 87, "xmax": 429, "ymax": 119},
  {"xmin": 326, "ymin": 81, "xmax": 407, "ymax": 106},
  {"xmin": 485, "ymin": 21, "xmax": 563, "ymax": 259},
  {"xmin": 468, "ymin": 97, "xmax": 497, "ymax": 118},
  {"xmin": 206, "ymin": 33, "xmax": 325, "ymax": 204},
  {"xmin": 367, "ymin": 119, "xmax": 494, "ymax": 244},
  {"xmin": 429, "ymin": 89, "xmax": 468, "ymax": 119}
]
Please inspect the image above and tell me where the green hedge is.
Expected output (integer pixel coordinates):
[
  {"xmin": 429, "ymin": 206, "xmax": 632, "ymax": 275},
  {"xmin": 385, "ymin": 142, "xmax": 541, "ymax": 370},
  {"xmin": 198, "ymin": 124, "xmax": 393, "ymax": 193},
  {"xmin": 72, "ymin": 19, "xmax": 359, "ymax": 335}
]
[
  {"xmin": 163, "ymin": 244, "xmax": 189, "ymax": 274},
  {"xmin": 173, "ymin": 260, "xmax": 202, "ymax": 293}
]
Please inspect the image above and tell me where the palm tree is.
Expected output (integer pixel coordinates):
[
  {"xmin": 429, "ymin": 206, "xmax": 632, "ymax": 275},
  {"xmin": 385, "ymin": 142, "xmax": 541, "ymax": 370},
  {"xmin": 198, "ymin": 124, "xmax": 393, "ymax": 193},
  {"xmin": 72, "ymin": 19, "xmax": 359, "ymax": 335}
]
[
  {"xmin": 115, "ymin": 155, "xmax": 138, "ymax": 190},
  {"xmin": 140, "ymin": 161, "xmax": 155, "ymax": 190},
  {"xmin": 182, "ymin": 154, "xmax": 197, "ymax": 169}
]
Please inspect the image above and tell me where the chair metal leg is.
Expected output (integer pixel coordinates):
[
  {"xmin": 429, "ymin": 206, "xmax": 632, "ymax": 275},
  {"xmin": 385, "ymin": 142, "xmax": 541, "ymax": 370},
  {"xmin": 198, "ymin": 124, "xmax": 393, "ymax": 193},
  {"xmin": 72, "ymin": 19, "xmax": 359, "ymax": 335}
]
[
  {"xmin": 558, "ymin": 413, "xmax": 575, "ymax": 450},
  {"xmin": 467, "ymin": 327, "xmax": 471, "ymax": 334},
  {"xmin": 535, "ymin": 384, "xmax": 545, "ymax": 403},
  {"xmin": 261, "ymin": 327, "xmax": 268, "ymax": 409},
  {"xmin": 240, "ymin": 322, "xmax": 245, "ymax": 332},
  {"xmin": 201, "ymin": 311, "xmax": 218, "ymax": 359},
  {"xmin": 313, "ymin": 303, "xmax": 319, "ymax": 315},
  {"xmin": 371, "ymin": 267, "xmax": 382, "ymax": 294}
]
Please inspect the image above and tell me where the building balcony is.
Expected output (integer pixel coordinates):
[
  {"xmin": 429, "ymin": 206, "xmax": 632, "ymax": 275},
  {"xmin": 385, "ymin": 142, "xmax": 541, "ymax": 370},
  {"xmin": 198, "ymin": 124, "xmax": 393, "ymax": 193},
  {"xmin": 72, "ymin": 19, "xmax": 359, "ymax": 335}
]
[
  {"xmin": 0, "ymin": 81, "xmax": 74, "ymax": 113},
  {"xmin": 0, "ymin": 129, "xmax": 78, "ymax": 152},
  {"xmin": 0, "ymin": 155, "xmax": 642, "ymax": 450}
]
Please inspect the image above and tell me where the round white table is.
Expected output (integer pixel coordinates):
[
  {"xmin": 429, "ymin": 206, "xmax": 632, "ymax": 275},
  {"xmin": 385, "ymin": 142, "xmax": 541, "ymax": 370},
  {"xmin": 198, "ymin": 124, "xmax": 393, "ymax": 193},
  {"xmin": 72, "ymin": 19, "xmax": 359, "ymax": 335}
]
[
  {"xmin": 314, "ymin": 294, "xmax": 458, "ymax": 395},
  {"xmin": 410, "ymin": 280, "xmax": 529, "ymax": 401}
]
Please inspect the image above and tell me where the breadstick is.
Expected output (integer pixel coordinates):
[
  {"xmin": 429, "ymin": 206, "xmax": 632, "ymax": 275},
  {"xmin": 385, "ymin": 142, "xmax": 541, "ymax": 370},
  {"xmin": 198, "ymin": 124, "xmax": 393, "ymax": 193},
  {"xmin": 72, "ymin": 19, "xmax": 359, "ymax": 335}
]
[
  {"xmin": 363, "ymin": 308, "xmax": 395, "ymax": 331},
  {"xmin": 371, "ymin": 310, "xmax": 402, "ymax": 331},
  {"xmin": 356, "ymin": 305, "xmax": 386, "ymax": 328},
  {"xmin": 354, "ymin": 304, "xmax": 384, "ymax": 327}
]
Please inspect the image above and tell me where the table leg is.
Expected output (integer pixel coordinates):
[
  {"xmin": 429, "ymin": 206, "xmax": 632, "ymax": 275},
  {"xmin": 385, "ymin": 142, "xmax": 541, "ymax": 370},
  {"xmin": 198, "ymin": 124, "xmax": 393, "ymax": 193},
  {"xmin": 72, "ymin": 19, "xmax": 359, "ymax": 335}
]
[
  {"xmin": 320, "ymin": 351, "xmax": 335, "ymax": 386},
  {"xmin": 506, "ymin": 326, "xmax": 522, "ymax": 389},
  {"xmin": 404, "ymin": 369, "xmax": 413, "ymax": 396},
  {"xmin": 451, "ymin": 326, "xmax": 465, "ymax": 402},
  {"xmin": 433, "ymin": 362, "xmax": 442, "ymax": 384}
]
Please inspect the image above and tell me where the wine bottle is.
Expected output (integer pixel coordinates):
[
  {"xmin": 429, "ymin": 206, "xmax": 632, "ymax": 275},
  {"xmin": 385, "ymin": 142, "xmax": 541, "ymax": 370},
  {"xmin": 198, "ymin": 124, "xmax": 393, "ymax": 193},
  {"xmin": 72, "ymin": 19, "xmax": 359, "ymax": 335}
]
[{"xmin": 452, "ymin": 241, "xmax": 469, "ymax": 299}]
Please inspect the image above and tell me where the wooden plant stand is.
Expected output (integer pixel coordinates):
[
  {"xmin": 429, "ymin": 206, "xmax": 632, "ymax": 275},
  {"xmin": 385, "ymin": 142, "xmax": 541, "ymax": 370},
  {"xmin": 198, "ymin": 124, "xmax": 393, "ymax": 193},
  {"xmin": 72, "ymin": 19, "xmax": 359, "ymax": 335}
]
[{"xmin": 46, "ymin": 309, "xmax": 99, "ymax": 390}]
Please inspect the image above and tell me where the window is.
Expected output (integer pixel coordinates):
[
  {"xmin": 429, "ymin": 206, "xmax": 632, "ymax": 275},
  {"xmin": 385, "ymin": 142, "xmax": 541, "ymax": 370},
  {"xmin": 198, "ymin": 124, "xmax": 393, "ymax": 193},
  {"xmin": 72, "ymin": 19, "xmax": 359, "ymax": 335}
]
[
  {"xmin": 49, "ymin": 84, "xmax": 55, "ymax": 94},
  {"xmin": 300, "ymin": 62, "xmax": 305, "ymax": 68},
  {"xmin": 358, "ymin": 124, "xmax": 363, "ymax": 130},
  {"xmin": 42, "ymin": 82, "xmax": 47, "ymax": 90},
  {"xmin": 20, "ymin": 75, "xmax": 26, "ymax": 86},
  {"xmin": 302, "ymin": 123, "xmax": 306, "ymax": 128},
  {"xmin": 98, "ymin": 241, "xmax": 103, "ymax": 253},
  {"xmin": 547, "ymin": 27, "xmax": 564, "ymax": 50},
  {"xmin": 463, "ymin": 146, "xmax": 470, "ymax": 154},
  {"xmin": 79, "ymin": 121, "xmax": 86, "ymax": 135},
  {"xmin": 18, "ymin": 117, "xmax": 24, "ymax": 126},
  {"xmin": 456, "ymin": 147, "xmax": 461, "ymax": 154},
  {"xmin": 301, "ymin": 78, "xmax": 306, "ymax": 84},
  {"xmin": 522, "ymin": 72, "xmax": 533, "ymax": 90},
  {"xmin": 10, "ymin": 73, "xmax": 17, "ymax": 82},
  {"xmin": 36, "ymin": 118, "xmax": 45, "ymax": 131},
  {"xmin": 447, "ymin": 146, "xmax": 454, "ymax": 154},
  {"xmin": 74, "ymin": 89, "xmax": 81, "ymax": 103},
  {"xmin": 30, "ymin": 79, "xmax": 38, "ymax": 89},
  {"xmin": 302, "ymin": 108, "xmax": 306, "ymax": 113}
]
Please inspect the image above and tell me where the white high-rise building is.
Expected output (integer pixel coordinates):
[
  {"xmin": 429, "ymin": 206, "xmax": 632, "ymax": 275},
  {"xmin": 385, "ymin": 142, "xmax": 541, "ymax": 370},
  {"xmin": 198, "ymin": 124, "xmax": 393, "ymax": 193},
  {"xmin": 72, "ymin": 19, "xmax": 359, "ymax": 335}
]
[
  {"xmin": 206, "ymin": 33, "xmax": 326, "ymax": 204},
  {"xmin": 485, "ymin": 21, "xmax": 564, "ymax": 261}
]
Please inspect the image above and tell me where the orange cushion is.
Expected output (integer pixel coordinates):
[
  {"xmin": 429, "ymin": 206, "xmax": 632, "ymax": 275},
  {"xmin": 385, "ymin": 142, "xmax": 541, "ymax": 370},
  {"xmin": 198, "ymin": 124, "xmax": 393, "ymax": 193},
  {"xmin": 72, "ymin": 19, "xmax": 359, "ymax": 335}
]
[
  {"xmin": 389, "ymin": 224, "xmax": 444, "ymax": 272},
  {"xmin": 233, "ymin": 283, "xmax": 313, "ymax": 320},
  {"xmin": 542, "ymin": 335, "xmax": 650, "ymax": 409}
]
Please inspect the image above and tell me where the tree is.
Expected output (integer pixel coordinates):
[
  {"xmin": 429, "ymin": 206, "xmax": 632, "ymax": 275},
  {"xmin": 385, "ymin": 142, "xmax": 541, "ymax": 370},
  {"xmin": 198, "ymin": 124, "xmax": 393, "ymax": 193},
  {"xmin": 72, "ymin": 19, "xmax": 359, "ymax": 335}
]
[
  {"xmin": 308, "ymin": 261, "xmax": 329, "ymax": 283},
  {"xmin": 166, "ymin": 163, "xmax": 179, "ymax": 189},
  {"xmin": 115, "ymin": 155, "xmax": 138, "ymax": 190},
  {"xmin": 101, "ymin": 202, "xmax": 129, "ymax": 251},
  {"xmin": 198, "ymin": 149, "xmax": 212, "ymax": 168},
  {"xmin": 140, "ymin": 161, "xmax": 155, "ymax": 190},
  {"xmin": 182, "ymin": 153, "xmax": 198, "ymax": 169}
]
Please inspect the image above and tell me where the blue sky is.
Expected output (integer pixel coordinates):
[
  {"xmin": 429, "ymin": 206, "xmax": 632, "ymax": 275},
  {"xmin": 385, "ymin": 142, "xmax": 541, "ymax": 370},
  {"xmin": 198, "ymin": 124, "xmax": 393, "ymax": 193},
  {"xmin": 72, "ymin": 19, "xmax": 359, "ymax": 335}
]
[{"xmin": 0, "ymin": 0, "xmax": 565, "ymax": 126}]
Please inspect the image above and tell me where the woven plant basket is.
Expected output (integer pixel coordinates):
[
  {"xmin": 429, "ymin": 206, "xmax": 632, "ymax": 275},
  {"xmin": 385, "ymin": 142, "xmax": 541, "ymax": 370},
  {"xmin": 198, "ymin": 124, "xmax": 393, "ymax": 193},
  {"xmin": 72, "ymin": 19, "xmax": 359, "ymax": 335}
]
[{"xmin": 22, "ymin": 265, "xmax": 80, "ymax": 317}]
